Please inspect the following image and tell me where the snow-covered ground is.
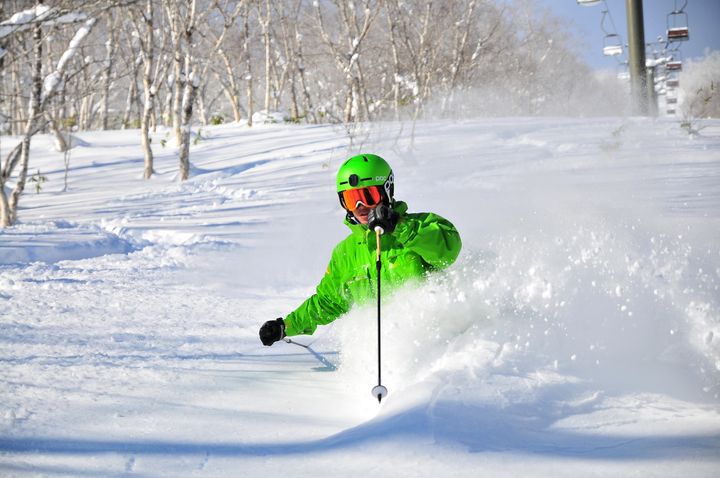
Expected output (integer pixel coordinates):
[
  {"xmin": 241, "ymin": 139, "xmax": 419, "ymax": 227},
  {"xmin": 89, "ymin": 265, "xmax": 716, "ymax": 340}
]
[{"xmin": 1, "ymin": 117, "xmax": 719, "ymax": 477}]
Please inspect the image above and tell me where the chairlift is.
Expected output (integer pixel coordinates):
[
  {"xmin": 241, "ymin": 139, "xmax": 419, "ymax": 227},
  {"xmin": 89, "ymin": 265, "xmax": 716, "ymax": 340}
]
[
  {"xmin": 666, "ymin": 108, "xmax": 676, "ymax": 115},
  {"xmin": 666, "ymin": 50, "xmax": 683, "ymax": 71},
  {"xmin": 666, "ymin": 59, "xmax": 683, "ymax": 71},
  {"xmin": 666, "ymin": 97, "xmax": 678, "ymax": 105},
  {"xmin": 603, "ymin": 34, "xmax": 623, "ymax": 57},
  {"xmin": 667, "ymin": 1, "xmax": 689, "ymax": 42},
  {"xmin": 666, "ymin": 75, "xmax": 680, "ymax": 88},
  {"xmin": 576, "ymin": 0, "xmax": 601, "ymax": 6}
]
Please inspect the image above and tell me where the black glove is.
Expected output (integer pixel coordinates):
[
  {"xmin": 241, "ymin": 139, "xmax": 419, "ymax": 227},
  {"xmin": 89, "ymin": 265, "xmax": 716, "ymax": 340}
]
[
  {"xmin": 368, "ymin": 204, "xmax": 400, "ymax": 234},
  {"xmin": 259, "ymin": 318, "xmax": 285, "ymax": 346}
]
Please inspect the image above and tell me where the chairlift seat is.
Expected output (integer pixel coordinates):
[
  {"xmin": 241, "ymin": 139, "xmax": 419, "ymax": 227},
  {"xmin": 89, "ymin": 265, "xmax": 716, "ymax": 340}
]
[
  {"xmin": 666, "ymin": 109, "xmax": 676, "ymax": 115},
  {"xmin": 667, "ymin": 9, "xmax": 689, "ymax": 42},
  {"xmin": 666, "ymin": 60, "xmax": 682, "ymax": 71},
  {"xmin": 667, "ymin": 97, "xmax": 678, "ymax": 104},
  {"xmin": 602, "ymin": 33, "xmax": 623, "ymax": 57},
  {"xmin": 577, "ymin": 0, "xmax": 601, "ymax": 5},
  {"xmin": 603, "ymin": 45, "xmax": 623, "ymax": 57},
  {"xmin": 667, "ymin": 27, "xmax": 689, "ymax": 41},
  {"xmin": 666, "ymin": 78, "xmax": 680, "ymax": 87}
]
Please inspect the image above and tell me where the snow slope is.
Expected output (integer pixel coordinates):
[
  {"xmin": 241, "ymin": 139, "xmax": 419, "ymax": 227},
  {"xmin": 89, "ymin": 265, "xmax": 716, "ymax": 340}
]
[{"xmin": 1, "ymin": 118, "xmax": 719, "ymax": 477}]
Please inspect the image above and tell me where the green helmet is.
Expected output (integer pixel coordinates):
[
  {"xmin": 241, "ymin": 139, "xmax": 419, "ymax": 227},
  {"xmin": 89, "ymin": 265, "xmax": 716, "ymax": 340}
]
[{"xmin": 336, "ymin": 153, "xmax": 394, "ymax": 201}]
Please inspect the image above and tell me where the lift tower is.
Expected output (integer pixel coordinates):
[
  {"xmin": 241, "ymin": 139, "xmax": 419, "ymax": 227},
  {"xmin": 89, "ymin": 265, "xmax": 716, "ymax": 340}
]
[{"xmin": 626, "ymin": 0, "xmax": 649, "ymax": 115}]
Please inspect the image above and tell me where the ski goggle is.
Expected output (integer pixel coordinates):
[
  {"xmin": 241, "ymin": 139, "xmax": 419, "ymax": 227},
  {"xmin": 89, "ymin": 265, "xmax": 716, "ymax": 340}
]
[{"xmin": 339, "ymin": 186, "xmax": 383, "ymax": 211}]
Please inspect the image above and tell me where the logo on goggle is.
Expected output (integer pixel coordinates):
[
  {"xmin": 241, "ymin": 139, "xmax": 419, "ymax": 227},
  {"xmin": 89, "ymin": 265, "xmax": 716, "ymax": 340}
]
[{"xmin": 376, "ymin": 176, "xmax": 386, "ymax": 181}]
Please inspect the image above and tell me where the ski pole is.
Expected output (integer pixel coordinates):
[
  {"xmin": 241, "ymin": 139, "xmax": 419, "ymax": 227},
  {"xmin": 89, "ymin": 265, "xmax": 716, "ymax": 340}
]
[
  {"xmin": 284, "ymin": 337, "xmax": 309, "ymax": 349},
  {"xmin": 371, "ymin": 226, "xmax": 388, "ymax": 403},
  {"xmin": 284, "ymin": 338, "xmax": 336, "ymax": 371}
]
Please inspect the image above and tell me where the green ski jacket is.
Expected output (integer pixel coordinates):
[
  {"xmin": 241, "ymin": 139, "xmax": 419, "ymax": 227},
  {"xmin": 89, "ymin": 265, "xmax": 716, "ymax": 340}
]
[{"xmin": 284, "ymin": 201, "xmax": 461, "ymax": 336}]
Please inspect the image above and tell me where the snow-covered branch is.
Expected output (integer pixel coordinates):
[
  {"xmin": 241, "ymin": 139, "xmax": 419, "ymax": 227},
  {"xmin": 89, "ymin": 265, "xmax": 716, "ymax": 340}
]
[
  {"xmin": 0, "ymin": 5, "xmax": 87, "ymax": 39},
  {"xmin": 42, "ymin": 18, "xmax": 98, "ymax": 101}
]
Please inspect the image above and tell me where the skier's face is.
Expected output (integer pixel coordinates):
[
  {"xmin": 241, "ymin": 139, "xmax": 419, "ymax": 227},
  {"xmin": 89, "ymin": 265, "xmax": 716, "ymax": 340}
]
[{"xmin": 352, "ymin": 203, "xmax": 374, "ymax": 224}]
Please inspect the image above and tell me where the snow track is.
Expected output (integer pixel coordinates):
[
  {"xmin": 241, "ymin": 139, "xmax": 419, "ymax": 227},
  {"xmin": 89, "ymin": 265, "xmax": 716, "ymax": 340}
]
[{"xmin": 1, "ymin": 119, "xmax": 719, "ymax": 476}]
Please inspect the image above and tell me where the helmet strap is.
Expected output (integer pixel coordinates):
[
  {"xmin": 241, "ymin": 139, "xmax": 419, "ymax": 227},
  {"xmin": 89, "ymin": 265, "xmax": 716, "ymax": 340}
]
[
  {"xmin": 383, "ymin": 173, "xmax": 394, "ymax": 201},
  {"xmin": 346, "ymin": 211, "xmax": 361, "ymax": 225}
]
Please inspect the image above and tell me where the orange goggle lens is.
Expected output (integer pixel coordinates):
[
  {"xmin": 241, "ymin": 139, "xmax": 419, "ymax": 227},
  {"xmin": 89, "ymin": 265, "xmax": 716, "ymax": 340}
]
[{"xmin": 340, "ymin": 186, "xmax": 383, "ymax": 211}]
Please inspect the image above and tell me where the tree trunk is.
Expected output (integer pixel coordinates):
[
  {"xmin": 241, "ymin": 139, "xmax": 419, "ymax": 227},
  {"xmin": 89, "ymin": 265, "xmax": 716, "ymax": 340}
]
[
  {"xmin": 141, "ymin": 60, "xmax": 155, "ymax": 179},
  {"xmin": 122, "ymin": 72, "xmax": 137, "ymax": 129},
  {"xmin": 196, "ymin": 84, "xmax": 208, "ymax": 126},
  {"xmin": 178, "ymin": 71, "xmax": 198, "ymax": 181},
  {"xmin": 294, "ymin": 24, "xmax": 316, "ymax": 123},
  {"xmin": 100, "ymin": 13, "xmax": 117, "ymax": 130},
  {"xmin": 2, "ymin": 143, "xmax": 22, "ymax": 182},
  {"xmin": 344, "ymin": 76, "xmax": 354, "ymax": 123},
  {"xmin": 166, "ymin": 1, "xmax": 184, "ymax": 145},
  {"xmin": 9, "ymin": 23, "xmax": 43, "ymax": 225},
  {"xmin": 172, "ymin": 48, "xmax": 184, "ymax": 145},
  {"xmin": 11, "ymin": 56, "xmax": 25, "ymax": 135},
  {"xmin": 244, "ymin": 5, "xmax": 254, "ymax": 126},
  {"xmin": 80, "ymin": 94, "xmax": 91, "ymax": 130},
  {"xmin": 45, "ymin": 112, "xmax": 69, "ymax": 153},
  {"xmin": 163, "ymin": 86, "xmax": 173, "ymax": 127},
  {"xmin": 217, "ymin": 51, "xmax": 242, "ymax": 122},
  {"xmin": 385, "ymin": 1, "xmax": 401, "ymax": 121},
  {"xmin": 0, "ymin": 182, "xmax": 10, "ymax": 227},
  {"xmin": 178, "ymin": 0, "xmax": 199, "ymax": 181},
  {"xmin": 262, "ymin": 0, "xmax": 271, "ymax": 113},
  {"xmin": 138, "ymin": 0, "xmax": 155, "ymax": 178}
]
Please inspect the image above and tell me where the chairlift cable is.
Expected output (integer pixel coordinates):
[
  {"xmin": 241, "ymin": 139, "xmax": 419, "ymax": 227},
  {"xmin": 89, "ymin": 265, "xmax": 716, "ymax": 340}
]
[
  {"xmin": 674, "ymin": 0, "xmax": 689, "ymax": 14},
  {"xmin": 599, "ymin": 0, "xmax": 625, "ymax": 63},
  {"xmin": 601, "ymin": 0, "xmax": 622, "ymax": 41},
  {"xmin": 667, "ymin": 0, "xmax": 690, "ymax": 43}
]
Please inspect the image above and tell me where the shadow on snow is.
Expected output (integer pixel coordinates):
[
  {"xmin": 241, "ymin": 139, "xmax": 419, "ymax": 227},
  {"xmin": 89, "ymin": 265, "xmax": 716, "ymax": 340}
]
[{"xmin": 1, "ymin": 399, "xmax": 718, "ymax": 461}]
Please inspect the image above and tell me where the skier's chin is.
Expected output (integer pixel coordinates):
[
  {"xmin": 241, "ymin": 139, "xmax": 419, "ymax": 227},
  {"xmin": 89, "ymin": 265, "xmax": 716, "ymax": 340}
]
[
  {"xmin": 353, "ymin": 208, "xmax": 370, "ymax": 224},
  {"xmin": 355, "ymin": 214, "xmax": 369, "ymax": 224}
]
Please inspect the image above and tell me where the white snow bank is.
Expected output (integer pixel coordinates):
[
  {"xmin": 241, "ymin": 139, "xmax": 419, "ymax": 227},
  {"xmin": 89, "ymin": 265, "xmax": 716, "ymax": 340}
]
[
  {"xmin": 0, "ymin": 221, "xmax": 139, "ymax": 265},
  {"xmin": 251, "ymin": 110, "xmax": 288, "ymax": 124}
]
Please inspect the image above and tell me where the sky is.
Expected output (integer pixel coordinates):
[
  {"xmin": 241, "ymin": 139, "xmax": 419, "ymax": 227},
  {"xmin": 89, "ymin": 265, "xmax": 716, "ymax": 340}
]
[{"xmin": 536, "ymin": 0, "xmax": 720, "ymax": 70}]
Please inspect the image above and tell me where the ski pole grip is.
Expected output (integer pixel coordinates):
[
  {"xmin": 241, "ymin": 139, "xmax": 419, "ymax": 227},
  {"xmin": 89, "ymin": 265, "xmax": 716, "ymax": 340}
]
[{"xmin": 375, "ymin": 227, "xmax": 382, "ymax": 261}]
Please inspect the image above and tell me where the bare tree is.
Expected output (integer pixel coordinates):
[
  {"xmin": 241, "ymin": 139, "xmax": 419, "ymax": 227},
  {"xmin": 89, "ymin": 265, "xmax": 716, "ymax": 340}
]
[
  {"xmin": 441, "ymin": 0, "xmax": 477, "ymax": 116},
  {"xmin": 165, "ymin": 0, "xmax": 213, "ymax": 180},
  {"xmin": 207, "ymin": 1, "xmax": 247, "ymax": 123},
  {"xmin": 314, "ymin": 0, "xmax": 381, "ymax": 123},
  {"xmin": 258, "ymin": 0, "xmax": 272, "ymax": 113},
  {"xmin": 680, "ymin": 51, "xmax": 720, "ymax": 134},
  {"xmin": 196, "ymin": 0, "xmax": 245, "ymax": 123},
  {"xmin": 99, "ymin": 10, "xmax": 118, "ymax": 130},
  {"xmin": 243, "ymin": 0, "xmax": 254, "ymax": 126},
  {"xmin": 1, "ymin": 3, "xmax": 97, "ymax": 227},
  {"xmin": 130, "ymin": 0, "xmax": 164, "ymax": 179},
  {"xmin": 293, "ymin": 10, "xmax": 316, "ymax": 123}
]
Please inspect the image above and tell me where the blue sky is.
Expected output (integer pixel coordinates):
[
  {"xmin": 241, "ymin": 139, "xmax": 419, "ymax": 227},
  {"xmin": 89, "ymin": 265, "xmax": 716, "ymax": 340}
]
[{"xmin": 535, "ymin": 0, "xmax": 720, "ymax": 70}]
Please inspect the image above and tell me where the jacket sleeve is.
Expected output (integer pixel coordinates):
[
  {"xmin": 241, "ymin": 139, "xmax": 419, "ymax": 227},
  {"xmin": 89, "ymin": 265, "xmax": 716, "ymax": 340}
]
[
  {"xmin": 394, "ymin": 212, "xmax": 462, "ymax": 269},
  {"xmin": 283, "ymin": 246, "xmax": 350, "ymax": 337}
]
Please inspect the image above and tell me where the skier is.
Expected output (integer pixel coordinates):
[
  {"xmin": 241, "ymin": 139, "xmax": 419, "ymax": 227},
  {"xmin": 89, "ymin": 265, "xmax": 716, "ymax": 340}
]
[{"xmin": 259, "ymin": 153, "xmax": 462, "ymax": 346}]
